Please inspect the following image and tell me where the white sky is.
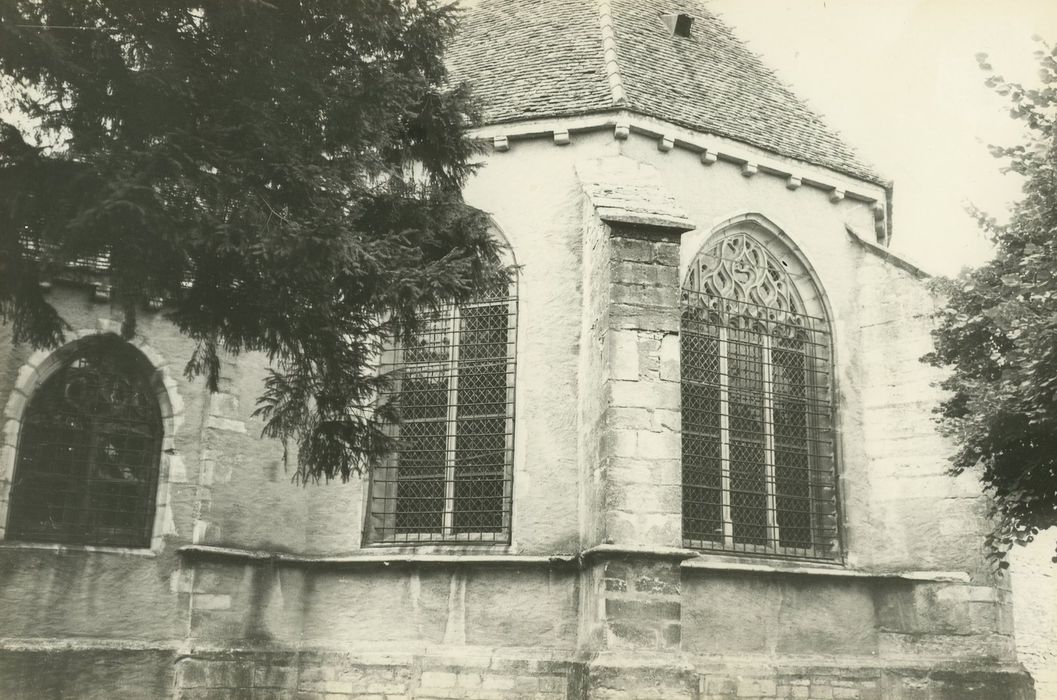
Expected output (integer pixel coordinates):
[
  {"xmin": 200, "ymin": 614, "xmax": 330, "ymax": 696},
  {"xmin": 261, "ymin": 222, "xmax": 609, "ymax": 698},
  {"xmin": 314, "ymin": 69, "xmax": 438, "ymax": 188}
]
[{"xmin": 708, "ymin": 0, "xmax": 1057, "ymax": 275}]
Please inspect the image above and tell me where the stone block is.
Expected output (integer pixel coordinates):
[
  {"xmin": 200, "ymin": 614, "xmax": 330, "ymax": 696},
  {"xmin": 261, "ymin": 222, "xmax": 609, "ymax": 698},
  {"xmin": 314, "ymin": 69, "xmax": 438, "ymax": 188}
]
[
  {"xmin": 606, "ymin": 407, "xmax": 655, "ymax": 430},
  {"xmin": 635, "ymin": 429, "xmax": 680, "ymax": 458},
  {"xmin": 182, "ymin": 660, "xmax": 252, "ymax": 690},
  {"xmin": 175, "ymin": 660, "xmax": 211, "ymax": 689},
  {"xmin": 514, "ymin": 675, "xmax": 540, "ymax": 691},
  {"xmin": 609, "ymin": 304, "xmax": 681, "ymax": 332},
  {"xmin": 605, "ymin": 481, "xmax": 679, "ymax": 514},
  {"xmin": 600, "ymin": 429, "xmax": 637, "ymax": 458},
  {"xmin": 809, "ymin": 684, "xmax": 833, "ymax": 699},
  {"xmin": 605, "ymin": 599, "xmax": 680, "ymax": 624},
  {"xmin": 322, "ymin": 680, "xmax": 355, "ymax": 693},
  {"xmin": 609, "ymin": 330, "xmax": 640, "ymax": 380},
  {"xmin": 208, "ymin": 392, "xmax": 240, "ymax": 419},
  {"xmin": 611, "ymin": 282, "xmax": 679, "ymax": 309},
  {"xmin": 253, "ymin": 665, "xmax": 296, "ymax": 689},
  {"xmin": 651, "ymin": 240, "xmax": 680, "ymax": 267},
  {"xmin": 3, "ymin": 390, "xmax": 26, "ymax": 420},
  {"xmin": 604, "ymin": 508, "xmax": 680, "ymax": 546},
  {"xmin": 614, "ymin": 260, "xmax": 678, "ymax": 288},
  {"xmin": 738, "ymin": 677, "xmax": 777, "ymax": 697},
  {"xmin": 703, "ymin": 676, "xmax": 737, "ymax": 696},
  {"xmin": 420, "ymin": 671, "xmax": 458, "ymax": 688},
  {"xmin": 539, "ymin": 675, "xmax": 565, "ymax": 693},
  {"xmin": 614, "ymin": 238, "xmax": 656, "ymax": 263},
  {"xmin": 193, "ymin": 594, "xmax": 232, "ymax": 611},
  {"xmin": 659, "ymin": 333, "xmax": 679, "ymax": 381},
  {"xmin": 603, "ymin": 455, "xmax": 681, "ymax": 486},
  {"xmin": 606, "ymin": 621, "xmax": 658, "ymax": 648},
  {"xmin": 1, "ymin": 419, "xmax": 20, "ymax": 448},
  {"xmin": 609, "ymin": 380, "xmax": 679, "ymax": 410},
  {"xmin": 633, "ymin": 562, "xmax": 680, "ymax": 594},
  {"xmin": 481, "ymin": 674, "xmax": 515, "ymax": 690},
  {"xmin": 661, "ymin": 622, "xmax": 681, "ymax": 648},
  {"xmin": 206, "ymin": 415, "xmax": 247, "ymax": 434}
]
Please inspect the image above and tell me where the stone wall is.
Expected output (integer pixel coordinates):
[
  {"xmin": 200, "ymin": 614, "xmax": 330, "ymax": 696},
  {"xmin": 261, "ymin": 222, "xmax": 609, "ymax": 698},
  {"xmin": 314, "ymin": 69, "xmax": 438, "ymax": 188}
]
[
  {"xmin": 1012, "ymin": 531, "xmax": 1057, "ymax": 700},
  {"xmin": 173, "ymin": 651, "xmax": 575, "ymax": 700},
  {"xmin": 0, "ymin": 125, "xmax": 1044, "ymax": 698}
]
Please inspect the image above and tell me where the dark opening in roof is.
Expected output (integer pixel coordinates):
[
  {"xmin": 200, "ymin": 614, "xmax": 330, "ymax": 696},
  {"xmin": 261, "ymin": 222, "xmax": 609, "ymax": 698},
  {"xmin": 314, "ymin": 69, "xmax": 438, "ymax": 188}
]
[{"xmin": 662, "ymin": 12, "xmax": 694, "ymax": 38}]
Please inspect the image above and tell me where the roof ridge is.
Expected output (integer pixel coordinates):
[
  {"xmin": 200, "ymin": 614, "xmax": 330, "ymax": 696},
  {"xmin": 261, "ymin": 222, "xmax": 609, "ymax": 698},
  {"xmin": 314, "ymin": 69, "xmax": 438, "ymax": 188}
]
[{"xmin": 596, "ymin": 0, "xmax": 627, "ymax": 106}]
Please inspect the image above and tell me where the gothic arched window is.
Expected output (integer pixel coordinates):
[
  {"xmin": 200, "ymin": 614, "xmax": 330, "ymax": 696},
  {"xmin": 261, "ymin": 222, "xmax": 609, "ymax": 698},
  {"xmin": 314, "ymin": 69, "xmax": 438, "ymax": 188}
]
[
  {"xmin": 6, "ymin": 337, "xmax": 163, "ymax": 548},
  {"xmin": 365, "ymin": 284, "xmax": 517, "ymax": 544},
  {"xmin": 681, "ymin": 229, "xmax": 839, "ymax": 560}
]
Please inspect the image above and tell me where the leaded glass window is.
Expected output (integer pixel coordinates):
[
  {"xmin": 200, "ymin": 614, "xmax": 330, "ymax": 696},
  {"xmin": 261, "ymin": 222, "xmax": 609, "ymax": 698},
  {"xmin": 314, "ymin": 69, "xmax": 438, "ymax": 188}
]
[
  {"xmin": 7, "ymin": 338, "xmax": 163, "ymax": 548},
  {"xmin": 366, "ymin": 289, "xmax": 516, "ymax": 544},
  {"xmin": 681, "ymin": 231, "xmax": 839, "ymax": 560}
]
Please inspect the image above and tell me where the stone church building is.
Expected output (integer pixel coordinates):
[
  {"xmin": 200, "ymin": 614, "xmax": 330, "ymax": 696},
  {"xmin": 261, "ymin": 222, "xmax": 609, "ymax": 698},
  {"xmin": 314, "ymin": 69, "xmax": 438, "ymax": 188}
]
[{"xmin": 0, "ymin": 0, "xmax": 1041, "ymax": 698}]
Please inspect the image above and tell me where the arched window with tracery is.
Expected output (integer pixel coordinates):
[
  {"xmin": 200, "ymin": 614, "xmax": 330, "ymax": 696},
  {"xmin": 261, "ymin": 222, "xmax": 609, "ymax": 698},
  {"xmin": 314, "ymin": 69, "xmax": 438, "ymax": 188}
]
[
  {"xmin": 6, "ymin": 337, "xmax": 163, "ymax": 548},
  {"xmin": 681, "ymin": 227, "xmax": 839, "ymax": 560}
]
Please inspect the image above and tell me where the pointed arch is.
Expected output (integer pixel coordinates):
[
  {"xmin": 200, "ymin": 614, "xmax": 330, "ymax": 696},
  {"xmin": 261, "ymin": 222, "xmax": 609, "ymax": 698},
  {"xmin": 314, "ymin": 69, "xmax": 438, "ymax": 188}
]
[
  {"xmin": 681, "ymin": 214, "xmax": 840, "ymax": 560},
  {"xmin": 364, "ymin": 219, "xmax": 519, "ymax": 545}
]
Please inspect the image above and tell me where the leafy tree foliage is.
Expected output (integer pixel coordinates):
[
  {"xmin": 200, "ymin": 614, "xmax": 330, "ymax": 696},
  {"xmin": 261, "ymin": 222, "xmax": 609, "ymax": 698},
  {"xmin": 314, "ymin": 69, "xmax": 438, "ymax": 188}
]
[
  {"xmin": 0, "ymin": 1, "xmax": 508, "ymax": 483},
  {"xmin": 924, "ymin": 40, "xmax": 1057, "ymax": 564}
]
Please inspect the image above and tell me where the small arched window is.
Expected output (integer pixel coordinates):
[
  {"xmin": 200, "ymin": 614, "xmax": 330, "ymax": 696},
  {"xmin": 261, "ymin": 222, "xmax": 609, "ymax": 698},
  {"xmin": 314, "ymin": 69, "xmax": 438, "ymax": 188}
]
[
  {"xmin": 366, "ymin": 282, "xmax": 517, "ymax": 545},
  {"xmin": 681, "ymin": 227, "xmax": 839, "ymax": 560},
  {"xmin": 7, "ymin": 337, "xmax": 163, "ymax": 548}
]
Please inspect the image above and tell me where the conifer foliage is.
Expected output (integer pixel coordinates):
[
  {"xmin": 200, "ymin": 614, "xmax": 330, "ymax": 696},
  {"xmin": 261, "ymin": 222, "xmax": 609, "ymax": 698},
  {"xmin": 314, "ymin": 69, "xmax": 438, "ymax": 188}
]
[
  {"xmin": 0, "ymin": 1, "xmax": 507, "ymax": 482},
  {"xmin": 925, "ymin": 40, "xmax": 1057, "ymax": 564}
]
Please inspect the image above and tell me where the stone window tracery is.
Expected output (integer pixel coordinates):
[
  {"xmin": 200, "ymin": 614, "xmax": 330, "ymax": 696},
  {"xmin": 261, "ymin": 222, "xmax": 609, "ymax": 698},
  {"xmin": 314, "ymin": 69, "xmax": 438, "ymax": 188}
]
[
  {"xmin": 6, "ymin": 337, "xmax": 163, "ymax": 548},
  {"xmin": 681, "ymin": 229, "xmax": 839, "ymax": 560}
]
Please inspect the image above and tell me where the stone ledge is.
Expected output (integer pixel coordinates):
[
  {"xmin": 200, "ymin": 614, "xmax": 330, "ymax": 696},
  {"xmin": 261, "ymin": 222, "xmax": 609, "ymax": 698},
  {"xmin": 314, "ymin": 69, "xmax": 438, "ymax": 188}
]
[
  {"xmin": 582, "ymin": 544, "xmax": 700, "ymax": 562},
  {"xmin": 681, "ymin": 556, "xmax": 970, "ymax": 583},
  {"xmin": 175, "ymin": 544, "xmax": 971, "ymax": 584},
  {"xmin": 576, "ymin": 156, "xmax": 696, "ymax": 236},
  {"xmin": 0, "ymin": 541, "xmax": 158, "ymax": 558},
  {"xmin": 596, "ymin": 207, "xmax": 696, "ymax": 232},
  {"xmin": 177, "ymin": 544, "xmax": 579, "ymax": 569}
]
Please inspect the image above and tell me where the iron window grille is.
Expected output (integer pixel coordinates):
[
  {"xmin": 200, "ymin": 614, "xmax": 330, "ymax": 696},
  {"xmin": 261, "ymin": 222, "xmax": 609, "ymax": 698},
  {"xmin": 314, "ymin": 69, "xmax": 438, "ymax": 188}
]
[
  {"xmin": 365, "ymin": 290, "xmax": 517, "ymax": 544},
  {"xmin": 681, "ymin": 232, "xmax": 839, "ymax": 560},
  {"xmin": 6, "ymin": 338, "xmax": 162, "ymax": 548}
]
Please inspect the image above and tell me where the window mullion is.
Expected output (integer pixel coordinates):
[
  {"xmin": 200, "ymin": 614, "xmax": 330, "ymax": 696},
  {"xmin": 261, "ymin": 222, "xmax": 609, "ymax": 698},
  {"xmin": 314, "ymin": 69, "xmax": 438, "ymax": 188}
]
[
  {"xmin": 719, "ymin": 327, "xmax": 733, "ymax": 549},
  {"xmin": 442, "ymin": 307, "xmax": 460, "ymax": 538},
  {"xmin": 762, "ymin": 334, "xmax": 778, "ymax": 549},
  {"xmin": 503, "ymin": 297, "xmax": 517, "ymax": 534}
]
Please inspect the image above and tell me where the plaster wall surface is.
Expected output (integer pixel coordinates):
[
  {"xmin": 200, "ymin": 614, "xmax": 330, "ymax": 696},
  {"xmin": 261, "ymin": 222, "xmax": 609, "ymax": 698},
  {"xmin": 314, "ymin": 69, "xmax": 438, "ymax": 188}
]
[
  {"xmin": 0, "ymin": 125, "xmax": 1040, "ymax": 698},
  {"xmin": 1012, "ymin": 531, "xmax": 1057, "ymax": 699}
]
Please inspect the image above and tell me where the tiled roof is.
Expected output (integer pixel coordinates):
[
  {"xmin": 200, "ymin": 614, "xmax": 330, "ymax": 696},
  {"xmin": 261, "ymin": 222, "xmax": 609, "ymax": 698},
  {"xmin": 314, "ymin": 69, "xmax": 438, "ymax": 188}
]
[{"xmin": 447, "ymin": 0, "xmax": 885, "ymax": 186}]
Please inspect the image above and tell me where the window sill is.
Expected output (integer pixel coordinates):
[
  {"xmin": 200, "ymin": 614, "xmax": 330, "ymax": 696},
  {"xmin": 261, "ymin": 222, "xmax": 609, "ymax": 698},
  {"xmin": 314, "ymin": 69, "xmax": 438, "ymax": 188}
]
[
  {"xmin": 175, "ymin": 544, "xmax": 972, "ymax": 584},
  {"xmin": 178, "ymin": 544, "xmax": 577, "ymax": 569},
  {"xmin": 681, "ymin": 555, "xmax": 970, "ymax": 583},
  {"xmin": 0, "ymin": 541, "xmax": 158, "ymax": 558}
]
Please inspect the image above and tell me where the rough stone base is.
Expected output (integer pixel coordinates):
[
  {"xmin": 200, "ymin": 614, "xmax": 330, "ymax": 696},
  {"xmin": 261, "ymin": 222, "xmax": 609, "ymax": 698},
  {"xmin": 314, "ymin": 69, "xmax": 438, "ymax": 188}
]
[
  {"xmin": 0, "ymin": 649, "xmax": 176, "ymax": 700},
  {"xmin": 588, "ymin": 664, "xmax": 1035, "ymax": 700},
  {"xmin": 0, "ymin": 649, "xmax": 1036, "ymax": 699},
  {"xmin": 174, "ymin": 651, "xmax": 574, "ymax": 700}
]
